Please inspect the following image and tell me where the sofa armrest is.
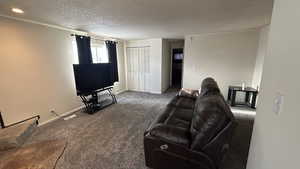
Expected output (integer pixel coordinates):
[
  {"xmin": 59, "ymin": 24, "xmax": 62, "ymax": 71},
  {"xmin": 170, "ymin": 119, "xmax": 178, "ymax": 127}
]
[
  {"xmin": 149, "ymin": 124, "xmax": 190, "ymax": 146},
  {"xmin": 144, "ymin": 134, "xmax": 216, "ymax": 169}
]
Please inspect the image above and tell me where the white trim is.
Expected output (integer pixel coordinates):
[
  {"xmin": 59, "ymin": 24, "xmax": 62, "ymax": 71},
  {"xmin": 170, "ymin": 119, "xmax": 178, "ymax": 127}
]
[
  {"xmin": 0, "ymin": 14, "xmax": 87, "ymax": 35},
  {"xmin": 124, "ymin": 42, "xmax": 129, "ymax": 90},
  {"xmin": 38, "ymin": 105, "xmax": 85, "ymax": 126},
  {"xmin": 0, "ymin": 14, "xmax": 122, "ymax": 42},
  {"xmin": 185, "ymin": 26, "xmax": 268, "ymax": 38}
]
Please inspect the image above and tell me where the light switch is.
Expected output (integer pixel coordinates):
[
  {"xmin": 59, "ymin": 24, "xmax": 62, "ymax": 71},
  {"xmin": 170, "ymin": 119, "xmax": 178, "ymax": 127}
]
[{"xmin": 273, "ymin": 92, "xmax": 284, "ymax": 115}]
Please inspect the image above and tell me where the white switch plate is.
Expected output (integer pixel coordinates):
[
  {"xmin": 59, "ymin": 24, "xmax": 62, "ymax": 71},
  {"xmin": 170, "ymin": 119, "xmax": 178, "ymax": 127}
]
[{"xmin": 273, "ymin": 92, "xmax": 284, "ymax": 115}]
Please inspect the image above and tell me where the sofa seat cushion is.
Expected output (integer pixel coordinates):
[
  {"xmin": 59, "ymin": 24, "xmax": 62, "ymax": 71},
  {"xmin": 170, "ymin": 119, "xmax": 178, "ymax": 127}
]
[
  {"xmin": 150, "ymin": 124, "xmax": 190, "ymax": 146},
  {"xmin": 165, "ymin": 116, "xmax": 190, "ymax": 130},
  {"xmin": 163, "ymin": 107, "xmax": 193, "ymax": 130},
  {"xmin": 168, "ymin": 96, "xmax": 196, "ymax": 110}
]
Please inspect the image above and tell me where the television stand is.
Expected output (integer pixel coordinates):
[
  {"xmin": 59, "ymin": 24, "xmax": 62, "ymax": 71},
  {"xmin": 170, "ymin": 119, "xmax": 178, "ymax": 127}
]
[{"xmin": 79, "ymin": 87, "xmax": 117, "ymax": 114}]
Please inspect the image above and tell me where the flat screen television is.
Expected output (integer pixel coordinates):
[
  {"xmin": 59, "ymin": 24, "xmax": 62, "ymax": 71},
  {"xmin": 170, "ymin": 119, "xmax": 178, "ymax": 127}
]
[{"xmin": 73, "ymin": 64, "xmax": 114, "ymax": 95}]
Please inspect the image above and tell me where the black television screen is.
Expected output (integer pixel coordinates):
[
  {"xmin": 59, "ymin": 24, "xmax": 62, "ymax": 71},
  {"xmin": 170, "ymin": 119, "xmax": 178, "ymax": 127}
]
[{"xmin": 73, "ymin": 64, "xmax": 114, "ymax": 95}]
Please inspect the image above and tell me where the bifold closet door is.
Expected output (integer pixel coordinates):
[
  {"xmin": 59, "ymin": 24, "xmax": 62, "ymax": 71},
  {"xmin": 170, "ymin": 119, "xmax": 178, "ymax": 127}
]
[{"xmin": 126, "ymin": 47, "xmax": 150, "ymax": 92}]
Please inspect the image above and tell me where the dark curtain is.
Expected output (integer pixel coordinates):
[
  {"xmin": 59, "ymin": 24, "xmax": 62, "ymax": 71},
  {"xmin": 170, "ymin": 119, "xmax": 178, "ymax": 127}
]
[
  {"xmin": 105, "ymin": 41, "xmax": 119, "ymax": 82},
  {"xmin": 75, "ymin": 35, "xmax": 93, "ymax": 64}
]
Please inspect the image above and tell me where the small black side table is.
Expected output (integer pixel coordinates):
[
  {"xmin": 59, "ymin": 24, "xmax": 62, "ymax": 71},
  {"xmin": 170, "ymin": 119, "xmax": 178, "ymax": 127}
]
[{"xmin": 227, "ymin": 86, "xmax": 258, "ymax": 109}]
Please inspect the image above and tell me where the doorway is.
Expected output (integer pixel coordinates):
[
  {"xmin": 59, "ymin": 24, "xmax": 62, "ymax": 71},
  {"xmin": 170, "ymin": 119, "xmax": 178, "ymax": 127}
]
[{"xmin": 171, "ymin": 48, "xmax": 183, "ymax": 88}]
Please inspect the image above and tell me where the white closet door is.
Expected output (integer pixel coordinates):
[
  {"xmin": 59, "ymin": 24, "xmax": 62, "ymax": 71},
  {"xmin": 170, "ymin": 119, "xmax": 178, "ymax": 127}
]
[
  {"xmin": 138, "ymin": 48, "xmax": 145, "ymax": 91},
  {"xmin": 133, "ymin": 48, "xmax": 139, "ymax": 91},
  {"xmin": 144, "ymin": 47, "xmax": 151, "ymax": 91},
  {"xmin": 126, "ymin": 46, "xmax": 150, "ymax": 92},
  {"xmin": 126, "ymin": 48, "xmax": 133, "ymax": 90}
]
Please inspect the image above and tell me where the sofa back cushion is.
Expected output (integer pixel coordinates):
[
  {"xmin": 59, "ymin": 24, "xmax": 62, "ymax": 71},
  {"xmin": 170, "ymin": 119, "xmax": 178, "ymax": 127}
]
[
  {"xmin": 190, "ymin": 94, "xmax": 229, "ymax": 150},
  {"xmin": 199, "ymin": 77, "xmax": 220, "ymax": 97}
]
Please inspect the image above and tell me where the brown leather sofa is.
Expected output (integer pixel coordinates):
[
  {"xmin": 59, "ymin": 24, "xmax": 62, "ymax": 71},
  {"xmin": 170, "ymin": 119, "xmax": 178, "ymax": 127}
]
[{"xmin": 144, "ymin": 78, "xmax": 237, "ymax": 169}]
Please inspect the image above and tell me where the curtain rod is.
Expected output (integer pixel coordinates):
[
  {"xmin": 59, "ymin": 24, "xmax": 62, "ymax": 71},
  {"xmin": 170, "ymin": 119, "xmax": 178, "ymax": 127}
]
[{"xmin": 70, "ymin": 34, "xmax": 119, "ymax": 43}]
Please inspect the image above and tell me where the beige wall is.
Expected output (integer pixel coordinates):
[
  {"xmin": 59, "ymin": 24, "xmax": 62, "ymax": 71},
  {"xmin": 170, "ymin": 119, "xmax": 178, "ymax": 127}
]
[
  {"xmin": 170, "ymin": 41, "xmax": 184, "ymax": 50},
  {"xmin": 0, "ymin": 16, "xmax": 126, "ymax": 125},
  {"xmin": 0, "ymin": 16, "xmax": 82, "ymax": 124},
  {"xmin": 252, "ymin": 26, "xmax": 270, "ymax": 89},
  {"xmin": 114, "ymin": 41, "xmax": 127, "ymax": 93},
  {"xmin": 247, "ymin": 0, "xmax": 300, "ymax": 169},
  {"xmin": 183, "ymin": 30, "xmax": 260, "ymax": 97}
]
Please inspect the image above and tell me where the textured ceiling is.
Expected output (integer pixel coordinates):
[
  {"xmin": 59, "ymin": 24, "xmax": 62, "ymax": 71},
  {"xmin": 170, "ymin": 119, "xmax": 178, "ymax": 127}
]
[{"xmin": 0, "ymin": 0, "xmax": 273, "ymax": 39}]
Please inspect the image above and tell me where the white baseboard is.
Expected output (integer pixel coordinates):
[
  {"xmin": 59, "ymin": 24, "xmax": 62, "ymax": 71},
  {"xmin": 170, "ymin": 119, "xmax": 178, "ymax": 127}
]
[
  {"xmin": 150, "ymin": 91, "xmax": 162, "ymax": 94},
  {"xmin": 115, "ymin": 89, "xmax": 127, "ymax": 94},
  {"xmin": 124, "ymin": 89, "xmax": 162, "ymax": 94},
  {"xmin": 38, "ymin": 105, "xmax": 85, "ymax": 126}
]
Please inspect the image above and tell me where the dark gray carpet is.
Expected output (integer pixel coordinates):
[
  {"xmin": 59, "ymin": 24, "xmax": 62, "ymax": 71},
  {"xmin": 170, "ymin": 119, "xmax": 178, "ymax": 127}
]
[
  {"xmin": 222, "ymin": 112, "xmax": 254, "ymax": 169},
  {"xmin": 23, "ymin": 90, "xmax": 253, "ymax": 169}
]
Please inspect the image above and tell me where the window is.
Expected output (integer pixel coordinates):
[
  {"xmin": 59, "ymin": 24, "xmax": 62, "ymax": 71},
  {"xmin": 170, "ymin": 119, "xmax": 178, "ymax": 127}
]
[
  {"xmin": 91, "ymin": 44, "xmax": 109, "ymax": 63},
  {"xmin": 72, "ymin": 40, "xmax": 79, "ymax": 64},
  {"xmin": 72, "ymin": 40, "xmax": 109, "ymax": 64}
]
